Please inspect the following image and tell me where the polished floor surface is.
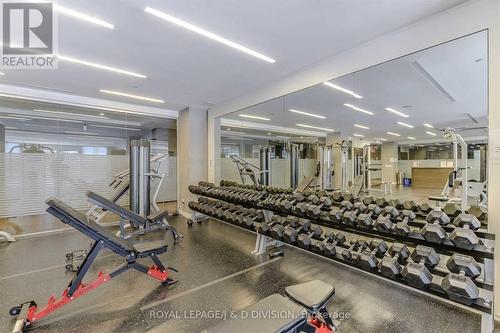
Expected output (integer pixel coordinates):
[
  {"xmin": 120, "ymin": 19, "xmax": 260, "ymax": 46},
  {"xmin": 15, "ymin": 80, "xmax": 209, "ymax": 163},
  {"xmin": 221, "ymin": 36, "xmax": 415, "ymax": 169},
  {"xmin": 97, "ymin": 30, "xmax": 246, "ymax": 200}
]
[{"xmin": 0, "ymin": 214, "xmax": 484, "ymax": 333}]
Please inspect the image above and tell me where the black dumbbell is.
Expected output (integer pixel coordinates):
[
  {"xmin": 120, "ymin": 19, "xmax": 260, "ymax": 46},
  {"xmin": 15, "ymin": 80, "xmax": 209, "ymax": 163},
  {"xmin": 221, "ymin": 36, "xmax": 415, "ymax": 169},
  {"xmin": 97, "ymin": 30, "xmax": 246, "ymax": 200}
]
[
  {"xmin": 283, "ymin": 219, "xmax": 312, "ymax": 243},
  {"xmin": 421, "ymin": 209, "xmax": 450, "ymax": 244},
  {"xmin": 362, "ymin": 196, "xmax": 374, "ymax": 205},
  {"xmin": 442, "ymin": 202, "xmax": 462, "ymax": 218},
  {"xmin": 379, "ymin": 243, "xmax": 410, "ymax": 278},
  {"xmin": 394, "ymin": 210, "xmax": 416, "ymax": 236},
  {"xmin": 373, "ymin": 206, "xmax": 400, "ymax": 232},
  {"xmin": 418, "ymin": 202, "xmax": 432, "ymax": 214},
  {"xmin": 357, "ymin": 204, "xmax": 383, "ymax": 229},
  {"xmin": 342, "ymin": 202, "xmax": 367, "ymax": 225},
  {"xmin": 374, "ymin": 197, "xmax": 388, "ymax": 208},
  {"xmin": 297, "ymin": 225, "xmax": 324, "ymax": 249},
  {"xmin": 358, "ymin": 239, "xmax": 388, "ymax": 271},
  {"xmin": 441, "ymin": 254, "xmax": 481, "ymax": 305},
  {"xmin": 276, "ymin": 192, "xmax": 305, "ymax": 212},
  {"xmin": 402, "ymin": 200, "xmax": 418, "ymax": 212},
  {"xmin": 328, "ymin": 200, "xmax": 354, "ymax": 221},
  {"xmin": 388, "ymin": 199, "xmax": 403, "ymax": 210},
  {"xmin": 401, "ymin": 245, "xmax": 440, "ymax": 289},
  {"xmin": 257, "ymin": 215, "xmax": 285, "ymax": 234},
  {"xmin": 449, "ymin": 213, "xmax": 481, "ymax": 250},
  {"xmin": 307, "ymin": 196, "xmax": 333, "ymax": 218},
  {"xmin": 242, "ymin": 210, "xmax": 265, "ymax": 229},
  {"xmin": 310, "ymin": 232, "xmax": 345, "ymax": 254},
  {"xmin": 270, "ymin": 216, "xmax": 298, "ymax": 239},
  {"xmin": 467, "ymin": 204, "xmax": 487, "ymax": 221},
  {"xmin": 341, "ymin": 239, "xmax": 369, "ymax": 261},
  {"xmin": 323, "ymin": 233, "xmax": 347, "ymax": 257}
]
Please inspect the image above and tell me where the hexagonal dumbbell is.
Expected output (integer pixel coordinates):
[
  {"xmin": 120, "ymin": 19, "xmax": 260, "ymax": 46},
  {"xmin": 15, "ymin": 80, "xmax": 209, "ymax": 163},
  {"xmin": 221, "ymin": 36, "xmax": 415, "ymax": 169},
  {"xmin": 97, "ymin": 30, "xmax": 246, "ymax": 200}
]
[
  {"xmin": 394, "ymin": 210, "xmax": 416, "ymax": 236},
  {"xmin": 341, "ymin": 239, "xmax": 368, "ymax": 261},
  {"xmin": 310, "ymin": 231, "xmax": 335, "ymax": 253},
  {"xmin": 420, "ymin": 209, "xmax": 450, "ymax": 244},
  {"xmin": 374, "ymin": 197, "xmax": 388, "ymax": 208},
  {"xmin": 441, "ymin": 254, "xmax": 481, "ymax": 305},
  {"xmin": 357, "ymin": 204, "xmax": 383, "ymax": 229},
  {"xmin": 319, "ymin": 233, "xmax": 347, "ymax": 257},
  {"xmin": 362, "ymin": 196, "xmax": 374, "ymax": 205},
  {"xmin": 442, "ymin": 202, "xmax": 462, "ymax": 218},
  {"xmin": 388, "ymin": 199, "xmax": 403, "ymax": 210},
  {"xmin": 373, "ymin": 206, "xmax": 399, "ymax": 232},
  {"xmin": 270, "ymin": 216, "xmax": 298, "ymax": 239},
  {"xmin": 328, "ymin": 201, "xmax": 353, "ymax": 221},
  {"xmin": 449, "ymin": 213, "xmax": 481, "ymax": 250},
  {"xmin": 379, "ymin": 243, "xmax": 410, "ymax": 278},
  {"xmin": 358, "ymin": 239, "xmax": 388, "ymax": 271},
  {"xmin": 401, "ymin": 245, "xmax": 440, "ymax": 289},
  {"xmin": 331, "ymin": 191, "xmax": 344, "ymax": 203},
  {"xmin": 342, "ymin": 202, "xmax": 367, "ymax": 225},
  {"xmin": 283, "ymin": 219, "xmax": 312, "ymax": 243},
  {"xmin": 402, "ymin": 200, "xmax": 418, "ymax": 211},
  {"xmin": 467, "ymin": 204, "xmax": 487, "ymax": 221},
  {"xmin": 297, "ymin": 225, "xmax": 324, "ymax": 249},
  {"xmin": 418, "ymin": 202, "xmax": 432, "ymax": 214}
]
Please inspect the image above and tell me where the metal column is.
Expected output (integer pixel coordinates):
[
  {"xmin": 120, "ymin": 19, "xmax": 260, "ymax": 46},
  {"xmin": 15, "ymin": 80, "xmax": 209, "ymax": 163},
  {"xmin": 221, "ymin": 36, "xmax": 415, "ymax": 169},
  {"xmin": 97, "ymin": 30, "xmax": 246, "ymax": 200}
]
[
  {"xmin": 323, "ymin": 146, "xmax": 333, "ymax": 189},
  {"xmin": 259, "ymin": 147, "xmax": 271, "ymax": 186},
  {"xmin": 129, "ymin": 139, "xmax": 151, "ymax": 216},
  {"xmin": 289, "ymin": 144, "xmax": 299, "ymax": 189},
  {"xmin": 316, "ymin": 147, "xmax": 325, "ymax": 189}
]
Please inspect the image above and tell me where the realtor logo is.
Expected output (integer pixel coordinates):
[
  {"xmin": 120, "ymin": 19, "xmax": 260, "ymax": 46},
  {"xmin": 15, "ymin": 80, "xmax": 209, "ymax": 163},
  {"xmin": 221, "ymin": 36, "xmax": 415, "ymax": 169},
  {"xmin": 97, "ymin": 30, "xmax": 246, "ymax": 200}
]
[{"xmin": 1, "ymin": 1, "xmax": 57, "ymax": 68}]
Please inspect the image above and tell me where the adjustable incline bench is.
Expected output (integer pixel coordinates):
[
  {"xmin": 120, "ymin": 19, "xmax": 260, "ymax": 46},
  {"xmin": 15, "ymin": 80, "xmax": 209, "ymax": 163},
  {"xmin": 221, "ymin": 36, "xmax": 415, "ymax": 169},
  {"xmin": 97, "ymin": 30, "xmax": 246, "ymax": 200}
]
[
  {"xmin": 86, "ymin": 191, "xmax": 181, "ymax": 241},
  {"xmin": 9, "ymin": 198, "xmax": 178, "ymax": 333},
  {"xmin": 87, "ymin": 181, "xmax": 130, "ymax": 223},
  {"xmin": 208, "ymin": 280, "xmax": 336, "ymax": 333}
]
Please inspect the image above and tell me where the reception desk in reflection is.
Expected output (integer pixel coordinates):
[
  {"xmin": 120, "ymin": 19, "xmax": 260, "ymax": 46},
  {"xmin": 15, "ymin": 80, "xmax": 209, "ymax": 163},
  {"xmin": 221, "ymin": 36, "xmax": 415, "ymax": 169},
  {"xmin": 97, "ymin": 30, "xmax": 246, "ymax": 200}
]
[{"xmin": 411, "ymin": 167, "xmax": 453, "ymax": 189}]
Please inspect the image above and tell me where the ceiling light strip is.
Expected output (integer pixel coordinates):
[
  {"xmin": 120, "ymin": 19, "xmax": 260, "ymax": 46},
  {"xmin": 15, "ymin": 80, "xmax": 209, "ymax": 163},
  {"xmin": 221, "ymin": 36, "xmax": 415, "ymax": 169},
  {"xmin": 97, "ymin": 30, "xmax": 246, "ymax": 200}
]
[
  {"xmin": 397, "ymin": 121, "xmax": 414, "ymax": 128},
  {"xmin": 58, "ymin": 55, "xmax": 146, "ymax": 78},
  {"xmin": 33, "ymin": 109, "xmax": 109, "ymax": 119},
  {"xmin": 288, "ymin": 109, "xmax": 326, "ymax": 119},
  {"xmin": 238, "ymin": 114, "xmax": 270, "ymax": 121},
  {"xmin": 99, "ymin": 89, "xmax": 164, "ymax": 103},
  {"xmin": 296, "ymin": 124, "xmax": 334, "ymax": 132},
  {"xmin": 344, "ymin": 103, "xmax": 374, "ymax": 115},
  {"xmin": 353, "ymin": 124, "xmax": 369, "ymax": 129},
  {"xmin": 386, "ymin": 132, "xmax": 400, "ymax": 136},
  {"xmin": 385, "ymin": 107, "xmax": 409, "ymax": 118},
  {"xmin": 353, "ymin": 133, "xmax": 364, "ymax": 137},
  {"xmin": 424, "ymin": 123, "xmax": 434, "ymax": 128},
  {"xmin": 426, "ymin": 131, "xmax": 437, "ymax": 136},
  {"xmin": 55, "ymin": 5, "xmax": 114, "ymax": 29},
  {"xmin": 323, "ymin": 82, "xmax": 362, "ymax": 99},
  {"xmin": 144, "ymin": 7, "xmax": 276, "ymax": 63}
]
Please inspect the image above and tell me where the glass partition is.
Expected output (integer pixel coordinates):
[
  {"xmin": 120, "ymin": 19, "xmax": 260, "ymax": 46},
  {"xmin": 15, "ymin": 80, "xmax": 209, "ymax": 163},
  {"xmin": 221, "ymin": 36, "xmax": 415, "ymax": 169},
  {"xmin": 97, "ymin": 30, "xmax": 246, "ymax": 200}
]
[{"xmin": 0, "ymin": 97, "xmax": 177, "ymax": 234}]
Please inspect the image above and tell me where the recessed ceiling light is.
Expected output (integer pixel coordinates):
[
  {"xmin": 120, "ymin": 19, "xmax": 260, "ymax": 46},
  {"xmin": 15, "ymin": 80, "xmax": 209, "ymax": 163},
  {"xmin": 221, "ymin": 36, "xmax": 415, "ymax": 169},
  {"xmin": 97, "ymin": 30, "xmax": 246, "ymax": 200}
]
[
  {"xmin": 296, "ymin": 124, "xmax": 334, "ymax": 131},
  {"xmin": 144, "ymin": 7, "xmax": 276, "ymax": 63},
  {"xmin": 99, "ymin": 113, "xmax": 105, "ymax": 116},
  {"xmin": 0, "ymin": 72, "xmax": 5, "ymax": 75},
  {"xmin": 423, "ymin": 123, "xmax": 434, "ymax": 128},
  {"xmin": 55, "ymin": 5, "xmax": 114, "ymax": 29},
  {"xmin": 397, "ymin": 121, "xmax": 414, "ymax": 128},
  {"xmin": 323, "ymin": 82, "xmax": 362, "ymax": 99},
  {"xmin": 58, "ymin": 55, "xmax": 147, "ymax": 78},
  {"xmin": 353, "ymin": 133, "xmax": 364, "ymax": 137},
  {"xmin": 33, "ymin": 109, "xmax": 109, "ymax": 119},
  {"xmin": 289, "ymin": 109, "xmax": 326, "ymax": 119},
  {"xmin": 0, "ymin": 115, "xmax": 29, "ymax": 120},
  {"xmin": 376, "ymin": 138, "xmax": 387, "ymax": 141},
  {"xmin": 5, "ymin": 126, "xmax": 17, "ymax": 130},
  {"xmin": 344, "ymin": 103, "xmax": 374, "ymax": 115},
  {"xmin": 386, "ymin": 132, "xmax": 400, "ymax": 136},
  {"xmin": 426, "ymin": 131, "xmax": 437, "ymax": 136},
  {"xmin": 385, "ymin": 107, "xmax": 409, "ymax": 118},
  {"xmin": 353, "ymin": 124, "xmax": 369, "ymax": 129},
  {"xmin": 99, "ymin": 89, "xmax": 164, "ymax": 103},
  {"xmin": 408, "ymin": 136, "xmax": 416, "ymax": 140},
  {"xmin": 239, "ymin": 114, "xmax": 270, "ymax": 121},
  {"xmin": 268, "ymin": 132, "xmax": 272, "ymax": 135}
]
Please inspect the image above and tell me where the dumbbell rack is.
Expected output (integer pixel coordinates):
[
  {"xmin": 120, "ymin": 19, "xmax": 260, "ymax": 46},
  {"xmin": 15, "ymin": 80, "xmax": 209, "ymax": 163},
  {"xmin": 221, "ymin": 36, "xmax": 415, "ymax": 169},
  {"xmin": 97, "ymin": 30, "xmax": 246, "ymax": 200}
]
[{"xmin": 188, "ymin": 182, "xmax": 495, "ymax": 332}]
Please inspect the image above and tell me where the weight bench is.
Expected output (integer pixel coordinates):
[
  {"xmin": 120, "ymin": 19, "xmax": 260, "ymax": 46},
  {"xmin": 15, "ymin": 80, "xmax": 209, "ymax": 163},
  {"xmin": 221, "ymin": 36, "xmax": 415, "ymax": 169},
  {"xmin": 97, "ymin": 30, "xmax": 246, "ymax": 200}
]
[
  {"xmin": 87, "ymin": 181, "xmax": 130, "ymax": 223},
  {"xmin": 208, "ymin": 280, "xmax": 336, "ymax": 333},
  {"xmin": 9, "ymin": 197, "xmax": 177, "ymax": 333},
  {"xmin": 86, "ymin": 191, "xmax": 181, "ymax": 241}
]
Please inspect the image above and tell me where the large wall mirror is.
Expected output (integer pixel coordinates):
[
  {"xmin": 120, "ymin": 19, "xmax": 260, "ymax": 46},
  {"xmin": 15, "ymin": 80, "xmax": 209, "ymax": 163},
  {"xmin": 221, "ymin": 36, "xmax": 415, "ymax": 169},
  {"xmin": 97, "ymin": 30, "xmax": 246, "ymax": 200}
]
[{"xmin": 215, "ymin": 30, "xmax": 487, "ymax": 215}]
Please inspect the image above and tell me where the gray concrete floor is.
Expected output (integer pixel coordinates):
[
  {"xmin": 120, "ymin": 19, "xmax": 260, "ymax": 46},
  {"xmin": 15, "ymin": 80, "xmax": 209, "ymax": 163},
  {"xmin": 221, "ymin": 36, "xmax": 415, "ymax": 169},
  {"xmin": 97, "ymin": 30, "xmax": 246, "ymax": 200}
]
[{"xmin": 0, "ymin": 214, "xmax": 487, "ymax": 333}]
